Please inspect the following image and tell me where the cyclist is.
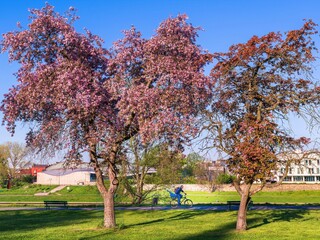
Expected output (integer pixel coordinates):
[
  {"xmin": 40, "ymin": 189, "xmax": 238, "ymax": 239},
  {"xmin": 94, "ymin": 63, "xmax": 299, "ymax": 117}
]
[{"xmin": 174, "ymin": 185, "xmax": 186, "ymax": 206}]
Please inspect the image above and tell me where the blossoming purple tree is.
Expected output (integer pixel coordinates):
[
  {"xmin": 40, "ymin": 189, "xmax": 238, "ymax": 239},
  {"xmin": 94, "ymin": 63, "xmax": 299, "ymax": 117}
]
[
  {"xmin": 206, "ymin": 20, "xmax": 318, "ymax": 230},
  {"xmin": 1, "ymin": 4, "xmax": 211, "ymax": 228}
]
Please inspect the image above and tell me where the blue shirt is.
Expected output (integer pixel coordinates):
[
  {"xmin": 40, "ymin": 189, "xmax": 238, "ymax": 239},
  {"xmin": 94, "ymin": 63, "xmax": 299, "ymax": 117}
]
[{"xmin": 175, "ymin": 187, "xmax": 184, "ymax": 195}]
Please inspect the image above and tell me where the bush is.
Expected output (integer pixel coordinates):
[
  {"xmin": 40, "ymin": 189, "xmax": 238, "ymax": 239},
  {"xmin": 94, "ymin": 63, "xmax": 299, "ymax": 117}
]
[
  {"xmin": 9, "ymin": 175, "xmax": 35, "ymax": 188},
  {"xmin": 0, "ymin": 178, "xmax": 7, "ymax": 188},
  {"xmin": 21, "ymin": 175, "xmax": 35, "ymax": 183},
  {"xmin": 216, "ymin": 173, "xmax": 235, "ymax": 184},
  {"xmin": 182, "ymin": 176, "xmax": 197, "ymax": 184}
]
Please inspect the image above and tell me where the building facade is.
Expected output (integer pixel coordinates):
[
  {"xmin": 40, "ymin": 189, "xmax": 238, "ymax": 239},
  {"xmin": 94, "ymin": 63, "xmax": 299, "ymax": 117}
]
[
  {"xmin": 36, "ymin": 162, "xmax": 97, "ymax": 186},
  {"xmin": 275, "ymin": 152, "xmax": 320, "ymax": 183}
]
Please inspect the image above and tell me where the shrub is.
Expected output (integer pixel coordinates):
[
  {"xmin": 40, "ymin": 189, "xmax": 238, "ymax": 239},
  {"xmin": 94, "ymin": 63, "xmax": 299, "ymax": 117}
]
[{"xmin": 216, "ymin": 173, "xmax": 235, "ymax": 184}]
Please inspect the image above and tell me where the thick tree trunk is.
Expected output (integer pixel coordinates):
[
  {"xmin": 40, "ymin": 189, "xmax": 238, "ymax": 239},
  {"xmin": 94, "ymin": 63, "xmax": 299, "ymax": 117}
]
[
  {"xmin": 236, "ymin": 183, "xmax": 252, "ymax": 231},
  {"xmin": 103, "ymin": 192, "xmax": 115, "ymax": 227},
  {"xmin": 103, "ymin": 169, "xmax": 118, "ymax": 228},
  {"xmin": 90, "ymin": 143, "xmax": 119, "ymax": 228},
  {"xmin": 94, "ymin": 162, "xmax": 119, "ymax": 228}
]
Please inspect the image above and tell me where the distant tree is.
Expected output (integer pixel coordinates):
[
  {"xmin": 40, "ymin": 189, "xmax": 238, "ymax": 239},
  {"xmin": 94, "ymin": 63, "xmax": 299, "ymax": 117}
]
[
  {"xmin": 193, "ymin": 158, "xmax": 230, "ymax": 191},
  {"xmin": 119, "ymin": 137, "xmax": 159, "ymax": 205},
  {"xmin": 1, "ymin": 4, "xmax": 211, "ymax": 228},
  {"xmin": 0, "ymin": 142, "xmax": 31, "ymax": 188},
  {"xmin": 119, "ymin": 138, "xmax": 186, "ymax": 204},
  {"xmin": 0, "ymin": 145, "xmax": 9, "ymax": 165},
  {"xmin": 205, "ymin": 20, "xmax": 318, "ymax": 230},
  {"xmin": 193, "ymin": 160, "xmax": 217, "ymax": 191},
  {"xmin": 0, "ymin": 145, "xmax": 9, "ymax": 187},
  {"xmin": 182, "ymin": 152, "xmax": 205, "ymax": 183},
  {"xmin": 4, "ymin": 142, "xmax": 31, "ymax": 178},
  {"xmin": 147, "ymin": 144, "xmax": 185, "ymax": 185}
]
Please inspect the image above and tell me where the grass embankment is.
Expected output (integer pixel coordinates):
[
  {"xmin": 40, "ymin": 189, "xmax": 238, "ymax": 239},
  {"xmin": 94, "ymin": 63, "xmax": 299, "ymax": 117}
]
[
  {"xmin": 0, "ymin": 185, "xmax": 57, "ymax": 195},
  {"xmin": 0, "ymin": 209, "xmax": 319, "ymax": 239},
  {"xmin": 188, "ymin": 190, "xmax": 320, "ymax": 204},
  {"xmin": 0, "ymin": 185, "xmax": 102, "ymax": 202},
  {"xmin": 2, "ymin": 185, "xmax": 320, "ymax": 205}
]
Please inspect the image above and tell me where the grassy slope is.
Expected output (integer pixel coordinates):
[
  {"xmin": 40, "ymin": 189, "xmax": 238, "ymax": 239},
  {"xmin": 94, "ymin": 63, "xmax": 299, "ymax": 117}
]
[
  {"xmin": 0, "ymin": 185, "xmax": 102, "ymax": 202},
  {"xmin": 0, "ymin": 185, "xmax": 57, "ymax": 195},
  {"xmin": 188, "ymin": 190, "xmax": 320, "ymax": 204},
  {"xmin": 2, "ymin": 185, "xmax": 320, "ymax": 204},
  {"xmin": 0, "ymin": 209, "xmax": 319, "ymax": 240}
]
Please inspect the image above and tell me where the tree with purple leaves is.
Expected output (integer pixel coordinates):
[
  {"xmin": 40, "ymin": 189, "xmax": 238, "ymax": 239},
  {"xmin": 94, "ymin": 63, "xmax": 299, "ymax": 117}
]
[
  {"xmin": 206, "ymin": 20, "xmax": 319, "ymax": 230},
  {"xmin": 1, "ymin": 4, "xmax": 211, "ymax": 228}
]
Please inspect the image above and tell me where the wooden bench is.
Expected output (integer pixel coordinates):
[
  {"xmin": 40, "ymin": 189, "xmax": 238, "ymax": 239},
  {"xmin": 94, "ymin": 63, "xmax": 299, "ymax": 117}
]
[
  {"xmin": 44, "ymin": 201, "xmax": 68, "ymax": 210},
  {"xmin": 227, "ymin": 200, "xmax": 253, "ymax": 210}
]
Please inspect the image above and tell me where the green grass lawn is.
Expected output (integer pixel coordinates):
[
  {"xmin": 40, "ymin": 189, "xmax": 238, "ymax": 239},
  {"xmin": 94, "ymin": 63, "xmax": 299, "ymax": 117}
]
[
  {"xmin": 0, "ymin": 184, "xmax": 58, "ymax": 195},
  {"xmin": 2, "ymin": 185, "xmax": 320, "ymax": 205},
  {"xmin": 0, "ymin": 209, "xmax": 320, "ymax": 239},
  {"xmin": 0, "ymin": 185, "xmax": 102, "ymax": 203},
  {"xmin": 188, "ymin": 190, "xmax": 320, "ymax": 204}
]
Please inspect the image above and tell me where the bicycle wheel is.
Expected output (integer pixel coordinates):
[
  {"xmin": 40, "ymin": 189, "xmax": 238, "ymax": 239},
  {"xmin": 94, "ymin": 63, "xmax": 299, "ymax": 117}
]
[
  {"xmin": 170, "ymin": 199, "xmax": 178, "ymax": 208},
  {"xmin": 184, "ymin": 199, "xmax": 193, "ymax": 208}
]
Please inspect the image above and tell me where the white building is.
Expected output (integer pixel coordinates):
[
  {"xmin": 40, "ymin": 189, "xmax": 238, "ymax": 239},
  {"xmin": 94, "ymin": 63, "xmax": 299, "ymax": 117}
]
[
  {"xmin": 275, "ymin": 152, "xmax": 320, "ymax": 183},
  {"xmin": 36, "ymin": 162, "xmax": 97, "ymax": 186}
]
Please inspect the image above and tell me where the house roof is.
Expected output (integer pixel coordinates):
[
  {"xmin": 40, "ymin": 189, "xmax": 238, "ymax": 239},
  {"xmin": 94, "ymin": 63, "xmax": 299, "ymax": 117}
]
[
  {"xmin": 40, "ymin": 161, "xmax": 95, "ymax": 176},
  {"xmin": 45, "ymin": 161, "xmax": 92, "ymax": 171},
  {"xmin": 32, "ymin": 164, "xmax": 48, "ymax": 167}
]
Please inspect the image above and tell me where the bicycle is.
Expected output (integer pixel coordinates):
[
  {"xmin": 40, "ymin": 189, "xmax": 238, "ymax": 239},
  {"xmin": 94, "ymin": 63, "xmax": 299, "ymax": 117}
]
[{"xmin": 166, "ymin": 189, "xmax": 193, "ymax": 208}]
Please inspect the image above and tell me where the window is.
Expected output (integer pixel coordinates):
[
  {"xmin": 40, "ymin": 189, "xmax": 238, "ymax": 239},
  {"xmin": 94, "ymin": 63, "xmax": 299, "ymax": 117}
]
[
  {"xmin": 317, "ymin": 160, "xmax": 320, "ymax": 166},
  {"xmin": 317, "ymin": 168, "xmax": 320, "ymax": 174},
  {"xmin": 293, "ymin": 176, "xmax": 303, "ymax": 182},
  {"xmin": 305, "ymin": 176, "xmax": 315, "ymax": 182},
  {"xmin": 305, "ymin": 160, "xmax": 313, "ymax": 165},
  {"xmin": 308, "ymin": 168, "xmax": 314, "ymax": 174},
  {"xmin": 297, "ymin": 168, "xmax": 304, "ymax": 174},
  {"xmin": 317, "ymin": 176, "xmax": 320, "ymax": 181},
  {"xmin": 283, "ymin": 176, "xmax": 292, "ymax": 182},
  {"xmin": 90, "ymin": 173, "xmax": 96, "ymax": 182}
]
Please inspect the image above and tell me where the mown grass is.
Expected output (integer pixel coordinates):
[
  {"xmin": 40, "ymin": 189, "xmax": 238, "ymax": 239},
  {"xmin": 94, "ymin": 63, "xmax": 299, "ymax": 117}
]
[
  {"xmin": 0, "ymin": 185, "xmax": 57, "ymax": 195},
  {"xmin": 0, "ymin": 185, "xmax": 102, "ymax": 202},
  {"xmin": 2, "ymin": 185, "xmax": 320, "ymax": 205},
  {"xmin": 188, "ymin": 190, "xmax": 320, "ymax": 204},
  {"xmin": 0, "ymin": 209, "xmax": 320, "ymax": 239}
]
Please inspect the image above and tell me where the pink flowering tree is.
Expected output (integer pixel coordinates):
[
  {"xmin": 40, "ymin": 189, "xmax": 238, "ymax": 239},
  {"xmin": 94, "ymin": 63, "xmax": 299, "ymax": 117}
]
[
  {"xmin": 206, "ymin": 20, "xmax": 318, "ymax": 230},
  {"xmin": 1, "ymin": 4, "xmax": 211, "ymax": 228}
]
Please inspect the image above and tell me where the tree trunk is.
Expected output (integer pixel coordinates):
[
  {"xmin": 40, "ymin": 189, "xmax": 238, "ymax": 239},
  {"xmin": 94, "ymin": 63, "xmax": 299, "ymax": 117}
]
[
  {"xmin": 236, "ymin": 183, "xmax": 252, "ymax": 231},
  {"xmin": 103, "ymin": 167, "xmax": 119, "ymax": 228},
  {"xmin": 103, "ymin": 192, "xmax": 115, "ymax": 227},
  {"xmin": 94, "ymin": 162, "xmax": 118, "ymax": 228},
  {"xmin": 90, "ymin": 143, "xmax": 119, "ymax": 228}
]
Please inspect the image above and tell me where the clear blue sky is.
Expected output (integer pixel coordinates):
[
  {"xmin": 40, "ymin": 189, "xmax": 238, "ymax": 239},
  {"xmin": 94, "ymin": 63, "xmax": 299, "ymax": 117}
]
[{"xmin": 0, "ymin": 0, "xmax": 320, "ymax": 157}]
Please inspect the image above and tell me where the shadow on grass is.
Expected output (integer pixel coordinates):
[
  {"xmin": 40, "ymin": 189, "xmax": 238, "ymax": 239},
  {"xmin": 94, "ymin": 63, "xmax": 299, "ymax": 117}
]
[
  {"xmin": 248, "ymin": 209, "xmax": 308, "ymax": 229},
  {"xmin": 0, "ymin": 210, "xmax": 100, "ymax": 233},
  {"xmin": 1, "ymin": 209, "xmax": 310, "ymax": 240},
  {"xmin": 125, "ymin": 210, "xmax": 215, "ymax": 228},
  {"xmin": 180, "ymin": 221, "xmax": 238, "ymax": 240},
  {"xmin": 79, "ymin": 210, "xmax": 231, "ymax": 240},
  {"xmin": 176, "ymin": 210, "xmax": 310, "ymax": 240}
]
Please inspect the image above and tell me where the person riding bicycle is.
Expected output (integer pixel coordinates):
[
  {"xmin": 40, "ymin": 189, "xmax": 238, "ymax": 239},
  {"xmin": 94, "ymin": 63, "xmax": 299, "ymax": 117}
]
[{"xmin": 174, "ymin": 185, "xmax": 186, "ymax": 206}]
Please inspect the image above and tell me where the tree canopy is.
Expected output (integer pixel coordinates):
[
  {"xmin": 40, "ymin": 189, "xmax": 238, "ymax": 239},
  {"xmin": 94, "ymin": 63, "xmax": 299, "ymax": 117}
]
[
  {"xmin": 205, "ymin": 20, "xmax": 319, "ymax": 230},
  {"xmin": 1, "ymin": 4, "xmax": 211, "ymax": 228}
]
